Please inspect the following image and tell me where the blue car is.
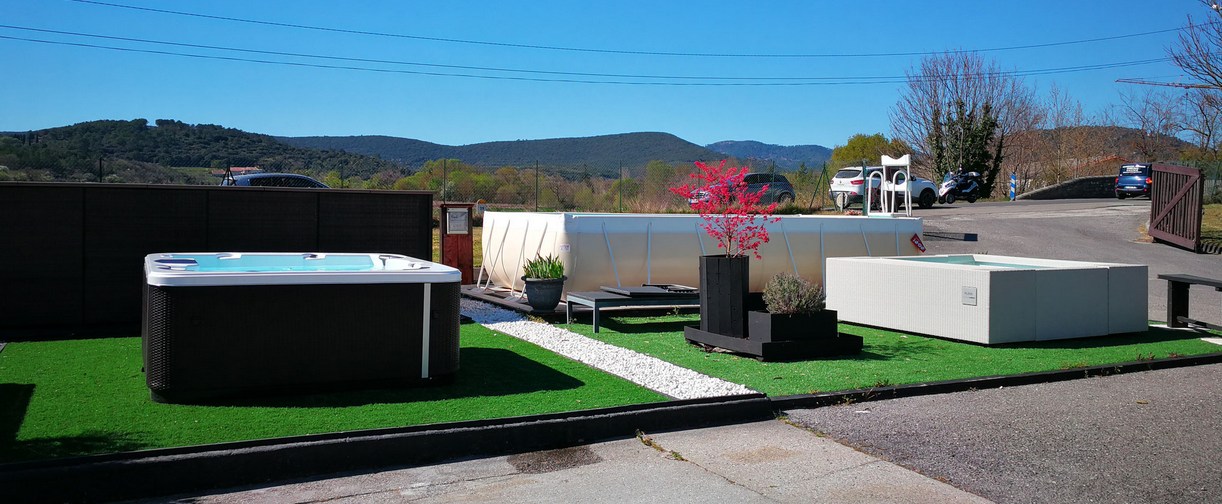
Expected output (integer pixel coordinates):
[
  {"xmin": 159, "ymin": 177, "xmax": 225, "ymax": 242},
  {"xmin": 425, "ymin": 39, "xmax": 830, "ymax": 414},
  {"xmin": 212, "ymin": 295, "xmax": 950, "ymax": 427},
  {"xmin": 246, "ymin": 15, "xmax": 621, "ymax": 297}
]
[{"xmin": 1115, "ymin": 163, "xmax": 1151, "ymax": 199}]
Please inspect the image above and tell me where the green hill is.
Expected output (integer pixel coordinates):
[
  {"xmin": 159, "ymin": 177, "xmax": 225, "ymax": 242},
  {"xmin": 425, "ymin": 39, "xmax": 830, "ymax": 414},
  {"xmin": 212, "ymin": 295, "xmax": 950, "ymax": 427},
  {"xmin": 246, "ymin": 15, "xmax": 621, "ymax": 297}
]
[
  {"xmin": 0, "ymin": 119, "xmax": 402, "ymax": 183},
  {"xmin": 704, "ymin": 140, "xmax": 832, "ymax": 170},
  {"xmin": 279, "ymin": 132, "xmax": 728, "ymax": 177}
]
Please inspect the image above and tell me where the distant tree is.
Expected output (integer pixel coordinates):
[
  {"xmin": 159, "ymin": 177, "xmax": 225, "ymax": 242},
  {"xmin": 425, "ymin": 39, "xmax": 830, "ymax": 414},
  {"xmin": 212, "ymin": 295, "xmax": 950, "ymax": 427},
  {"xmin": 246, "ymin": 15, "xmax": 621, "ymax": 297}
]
[
  {"xmin": 643, "ymin": 160, "xmax": 677, "ymax": 204},
  {"xmin": 1169, "ymin": 1, "xmax": 1222, "ymax": 90},
  {"xmin": 829, "ymin": 133, "xmax": 909, "ymax": 166},
  {"xmin": 610, "ymin": 177, "xmax": 640, "ymax": 202},
  {"xmin": 1118, "ymin": 88, "xmax": 1184, "ymax": 162},
  {"xmin": 891, "ymin": 51, "xmax": 1041, "ymax": 195},
  {"xmin": 928, "ymin": 100, "xmax": 999, "ymax": 188}
]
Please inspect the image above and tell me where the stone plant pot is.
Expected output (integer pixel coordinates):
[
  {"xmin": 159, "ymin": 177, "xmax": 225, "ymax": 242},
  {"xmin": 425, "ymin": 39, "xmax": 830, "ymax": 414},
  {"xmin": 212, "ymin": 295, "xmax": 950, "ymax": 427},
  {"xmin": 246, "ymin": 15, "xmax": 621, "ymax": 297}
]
[
  {"xmin": 698, "ymin": 255, "xmax": 749, "ymax": 338},
  {"xmin": 747, "ymin": 309, "xmax": 839, "ymax": 343},
  {"xmin": 521, "ymin": 276, "xmax": 567, "ymax": 312}
]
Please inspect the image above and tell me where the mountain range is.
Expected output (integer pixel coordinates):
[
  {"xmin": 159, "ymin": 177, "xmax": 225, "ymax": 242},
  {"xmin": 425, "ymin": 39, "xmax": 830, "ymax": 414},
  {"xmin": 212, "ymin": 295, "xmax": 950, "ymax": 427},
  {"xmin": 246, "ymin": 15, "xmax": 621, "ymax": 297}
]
[{"xmin": 280, "ymin": 133, "xmax": 834, "ymax": 175}]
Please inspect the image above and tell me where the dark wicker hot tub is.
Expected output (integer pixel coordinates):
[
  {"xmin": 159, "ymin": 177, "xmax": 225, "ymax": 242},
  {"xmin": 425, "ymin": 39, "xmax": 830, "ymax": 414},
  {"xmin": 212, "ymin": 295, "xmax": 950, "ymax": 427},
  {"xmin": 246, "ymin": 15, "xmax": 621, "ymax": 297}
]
[{"xmin": 142, "ymin": 252, "xmax": 461, "ymax": 403}]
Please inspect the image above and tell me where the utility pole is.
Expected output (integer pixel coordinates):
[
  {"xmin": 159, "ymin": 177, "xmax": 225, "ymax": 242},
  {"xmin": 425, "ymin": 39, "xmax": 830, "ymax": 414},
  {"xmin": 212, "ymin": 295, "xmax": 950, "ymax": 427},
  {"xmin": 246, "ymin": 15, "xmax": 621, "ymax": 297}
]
[
  {"xmin": 618, "ymin": 162, "xmax": 623, "ymax": 213},
  {"xmin": 535, "ymin": 161, "xmax": 539, "ymax": 212},
  {"xmin": 98, "ymin": 157, "xmax": 103, "ymax": 182},
  {"xmin": 442, "ymin": 159, "xmax": 447, "ymax": 203}
]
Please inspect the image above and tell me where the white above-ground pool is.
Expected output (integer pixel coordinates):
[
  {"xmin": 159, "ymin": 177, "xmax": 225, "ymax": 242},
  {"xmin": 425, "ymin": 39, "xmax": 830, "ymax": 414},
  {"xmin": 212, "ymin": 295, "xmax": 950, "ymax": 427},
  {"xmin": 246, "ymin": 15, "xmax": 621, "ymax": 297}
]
[
  {"xmin": 825, "ymin": 254, "xmax": 1148, "ymax": 344},
  {"xmin": 479, "ymin": 212, "xmax": 924, "ymax": 294},
  {"xmin": 142, "ymin": 252, "xmax": 461, "ymax": 403}
]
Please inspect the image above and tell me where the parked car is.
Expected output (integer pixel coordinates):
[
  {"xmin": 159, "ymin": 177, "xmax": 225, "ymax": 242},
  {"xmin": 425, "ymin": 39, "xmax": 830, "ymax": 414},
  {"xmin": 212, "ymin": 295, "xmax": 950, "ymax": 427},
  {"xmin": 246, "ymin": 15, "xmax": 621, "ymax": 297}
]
[
  {"xmin": 688, "ymin": 173, "xmax": 796, "ymax": 206},
  {"xmin": 220, "ymin": 173, "xmax": 330, "ymax": 188},
  {"xmin": 1114, "ymin": 163, "xmax": 1152, "ymax": 199},
  {"xmin": 829, "ymin": 167, "xmax": 938, "ymax": 210}
]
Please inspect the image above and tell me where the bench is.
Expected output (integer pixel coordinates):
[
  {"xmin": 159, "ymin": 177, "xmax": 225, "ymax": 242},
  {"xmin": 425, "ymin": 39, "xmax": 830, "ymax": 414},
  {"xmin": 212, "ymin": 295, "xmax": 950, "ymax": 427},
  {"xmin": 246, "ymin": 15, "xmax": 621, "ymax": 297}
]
[
  {"xmin": 1158, "ymin": 274, "xmax": 1222, "ymax": 331},
  {"xmin": 566, "ymin": 285, "xmax": 699, "ymax": 333}
]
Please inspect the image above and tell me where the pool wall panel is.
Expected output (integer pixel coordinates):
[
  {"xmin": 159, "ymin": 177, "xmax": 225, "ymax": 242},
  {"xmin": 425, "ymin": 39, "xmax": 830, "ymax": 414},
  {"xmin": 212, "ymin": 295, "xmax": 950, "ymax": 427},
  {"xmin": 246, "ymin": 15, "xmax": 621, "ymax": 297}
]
[
  {"xmin": 144, "ymin": 280, "xmax": 460, "ymax": 402},
  {"xmin": 1107, "ymin": 265, "xmax": 1150, "ymax": 334},
  {"xmin": 988, "ymin": 271, "xmax": 1038, "ymax": 344},
  {"xmin": 481, "ymin": 212, "xmax": 924, "ymax": 294},
  {"xmin": 1033, "ymin": 268, "xmax": 1109, "ymax": 340},
  {"xmin": 0, "ymin": 182, "xmax": 434, "ymax": 337}
]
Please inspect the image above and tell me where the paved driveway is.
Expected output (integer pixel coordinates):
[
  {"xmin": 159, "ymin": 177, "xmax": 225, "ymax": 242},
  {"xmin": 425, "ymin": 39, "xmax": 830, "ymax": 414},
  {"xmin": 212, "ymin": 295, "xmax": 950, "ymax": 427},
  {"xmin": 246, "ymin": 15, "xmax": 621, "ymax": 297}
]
[
  {"xmin": 783, "ymin": 198, "xmax": 1222, "ymax": 504},
  {"xmin": 785, "ymin": 363, "xmax": 1222, "ymax": 504},
  {"xmin": 914, "ymin": 198, "xmax": 1221, "ymax": 325}
]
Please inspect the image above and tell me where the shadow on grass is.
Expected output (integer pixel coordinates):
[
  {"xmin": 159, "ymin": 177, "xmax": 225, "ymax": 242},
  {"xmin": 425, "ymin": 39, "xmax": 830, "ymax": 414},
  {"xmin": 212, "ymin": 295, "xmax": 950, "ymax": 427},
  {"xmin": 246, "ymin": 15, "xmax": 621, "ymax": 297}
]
[
  {"xmin": 206, "ymin": 347, "xmax": 586, "ymax": 408},
  {"xmin": 1, "ymin": 384, "xmax": 152, "ymax": 464},
  {"xmin": 1, "ymin": 431, "xmax": 153, "ymax": 464},
  {"xmin": 594, "ymin": 318, "xmax": 695, "ymax": 335},
  {"xmin": 995, "ymin": 326, "xmax": 1216, "ymax": 351}
]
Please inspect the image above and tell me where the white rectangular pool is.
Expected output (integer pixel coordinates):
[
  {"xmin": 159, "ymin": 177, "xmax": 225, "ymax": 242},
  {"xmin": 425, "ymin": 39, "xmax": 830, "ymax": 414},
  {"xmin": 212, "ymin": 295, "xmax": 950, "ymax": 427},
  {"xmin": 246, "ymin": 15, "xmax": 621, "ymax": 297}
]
[{"xmin": 825, "ymin": 254, "xmax": 1148, "ymax": 344}]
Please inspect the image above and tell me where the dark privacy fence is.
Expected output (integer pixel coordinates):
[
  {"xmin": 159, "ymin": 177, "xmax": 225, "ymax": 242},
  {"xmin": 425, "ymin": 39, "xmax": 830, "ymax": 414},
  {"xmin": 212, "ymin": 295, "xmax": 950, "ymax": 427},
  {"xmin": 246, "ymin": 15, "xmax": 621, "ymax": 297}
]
[{"xmin": 0, "ymin": 182, "xmax": 433, "ymax": 337}]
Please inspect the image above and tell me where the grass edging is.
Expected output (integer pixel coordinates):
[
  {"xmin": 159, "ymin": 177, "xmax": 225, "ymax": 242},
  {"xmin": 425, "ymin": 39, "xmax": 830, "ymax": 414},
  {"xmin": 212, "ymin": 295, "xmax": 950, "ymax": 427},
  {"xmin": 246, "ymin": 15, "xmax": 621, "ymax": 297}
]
[
  {"xmin": 770, "ymin": 351, "xmax": 1222, "ymax": 410},
  {"xmin": 0, "ymin": 393, "xmax": 772, "ymax": 504}
]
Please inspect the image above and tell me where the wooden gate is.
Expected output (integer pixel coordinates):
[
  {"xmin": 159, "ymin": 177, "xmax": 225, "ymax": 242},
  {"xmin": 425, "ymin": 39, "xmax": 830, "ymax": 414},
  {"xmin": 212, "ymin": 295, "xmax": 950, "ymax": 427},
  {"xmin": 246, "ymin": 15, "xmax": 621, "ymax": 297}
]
[{"xmin": 1148, "ymin": 163, "xmax": 1204, "ymax": 251}]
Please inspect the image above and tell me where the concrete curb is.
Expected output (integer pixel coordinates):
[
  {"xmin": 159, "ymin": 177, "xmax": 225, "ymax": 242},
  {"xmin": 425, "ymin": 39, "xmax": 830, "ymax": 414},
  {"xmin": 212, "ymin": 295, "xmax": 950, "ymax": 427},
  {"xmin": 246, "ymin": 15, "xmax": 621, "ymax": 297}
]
[
  {"xmin": 770, "ymin": 351, "xmax": 1222, "ymax": 410},
  {"xmin": 0, "ymin": 394, "xmax": 773, "ymax": 504}
]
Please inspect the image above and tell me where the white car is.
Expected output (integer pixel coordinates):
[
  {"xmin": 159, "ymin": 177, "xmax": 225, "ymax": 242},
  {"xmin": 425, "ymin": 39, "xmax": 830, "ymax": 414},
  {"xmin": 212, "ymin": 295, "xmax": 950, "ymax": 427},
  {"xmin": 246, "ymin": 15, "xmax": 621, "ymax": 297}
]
[{"xmin": 828, "ymin": 166, "xmax": 939, "ymax": 210}]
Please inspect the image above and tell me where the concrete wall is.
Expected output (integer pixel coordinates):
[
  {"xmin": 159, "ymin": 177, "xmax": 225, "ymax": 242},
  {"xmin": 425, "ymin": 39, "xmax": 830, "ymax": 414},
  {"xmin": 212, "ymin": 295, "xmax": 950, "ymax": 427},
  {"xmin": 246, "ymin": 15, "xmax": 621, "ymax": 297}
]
[{"xmin": 1016, "ymin": 175, "xmax": 1115, "ymax": 200}]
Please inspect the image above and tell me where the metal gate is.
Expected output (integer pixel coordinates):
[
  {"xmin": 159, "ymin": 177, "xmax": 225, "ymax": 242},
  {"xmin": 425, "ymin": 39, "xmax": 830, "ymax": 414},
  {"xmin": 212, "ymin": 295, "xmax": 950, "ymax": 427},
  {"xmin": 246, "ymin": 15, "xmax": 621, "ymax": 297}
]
[{"xmin": 1149, "ymin": 163, "xmax": 1204, "ymax": 252}]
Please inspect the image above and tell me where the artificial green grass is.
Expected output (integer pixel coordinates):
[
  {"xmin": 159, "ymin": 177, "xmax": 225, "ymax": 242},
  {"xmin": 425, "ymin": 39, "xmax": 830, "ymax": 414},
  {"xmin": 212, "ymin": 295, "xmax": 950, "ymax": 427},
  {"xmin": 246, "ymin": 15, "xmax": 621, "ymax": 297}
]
[
  {"xmin": 0, "ymin": 323, "xmax": 666, "ymax": 463},
  {"xmin": 566, "ymin": 313, "xmax": 1222, "ymax": 396}
]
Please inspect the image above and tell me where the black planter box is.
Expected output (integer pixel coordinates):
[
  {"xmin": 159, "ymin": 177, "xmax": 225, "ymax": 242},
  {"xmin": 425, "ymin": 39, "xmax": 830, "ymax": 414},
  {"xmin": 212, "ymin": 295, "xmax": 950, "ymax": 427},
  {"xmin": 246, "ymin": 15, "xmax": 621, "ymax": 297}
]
[
  {"xmin": 747, "ymin": 309, "xmax": 838, "ymax": 343},
  {"xmin": 683, "ymin": 325, "xmax": 862, "ymax": 362},
  {"xmin": 699, "ymin": 255, "xmax": 748, "ymax": 338},
  {"xmin": 685, "ymin": 308, "xmax": 862, "ymax": 361}
]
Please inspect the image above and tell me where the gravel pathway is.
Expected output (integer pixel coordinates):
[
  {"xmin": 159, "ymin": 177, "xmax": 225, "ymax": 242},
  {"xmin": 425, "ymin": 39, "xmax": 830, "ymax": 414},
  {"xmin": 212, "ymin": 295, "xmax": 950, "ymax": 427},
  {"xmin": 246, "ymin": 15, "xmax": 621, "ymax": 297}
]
[{"xmin": 461, "ymin": 299, "xmax": 755, "ymax": 400}]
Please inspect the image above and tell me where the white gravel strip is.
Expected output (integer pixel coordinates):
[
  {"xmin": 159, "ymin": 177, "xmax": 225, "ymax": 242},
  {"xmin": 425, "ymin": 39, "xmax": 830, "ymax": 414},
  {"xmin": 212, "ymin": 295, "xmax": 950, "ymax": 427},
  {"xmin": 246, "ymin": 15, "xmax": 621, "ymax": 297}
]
[{"xmin": 461, "ymin": 299, "xmax": 756, "ymax": 400}]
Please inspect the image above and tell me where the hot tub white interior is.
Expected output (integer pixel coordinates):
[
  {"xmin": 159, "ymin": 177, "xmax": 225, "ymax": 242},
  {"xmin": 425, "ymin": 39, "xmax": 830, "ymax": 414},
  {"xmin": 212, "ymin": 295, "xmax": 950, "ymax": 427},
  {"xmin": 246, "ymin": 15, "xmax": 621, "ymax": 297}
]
[{"xmin": 825, "ymin": 254, "xmax": 1148, "ymax": 344}]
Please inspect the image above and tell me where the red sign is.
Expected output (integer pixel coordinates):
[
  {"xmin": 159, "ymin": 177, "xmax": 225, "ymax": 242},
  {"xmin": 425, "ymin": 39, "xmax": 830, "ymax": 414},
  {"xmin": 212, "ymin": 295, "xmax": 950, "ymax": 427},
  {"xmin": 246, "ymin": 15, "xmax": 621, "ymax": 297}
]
[{"xmin": 911, "ymin": 234, "xmax": 926, "ymax": 253}]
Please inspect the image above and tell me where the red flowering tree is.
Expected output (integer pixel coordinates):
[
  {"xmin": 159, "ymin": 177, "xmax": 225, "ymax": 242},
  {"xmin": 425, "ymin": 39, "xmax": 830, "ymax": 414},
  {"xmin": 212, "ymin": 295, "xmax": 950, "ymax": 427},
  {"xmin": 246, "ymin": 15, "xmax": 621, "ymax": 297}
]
[{"xmin": 670, "ymin": 160, "xmax": 779, "ymax": 258}]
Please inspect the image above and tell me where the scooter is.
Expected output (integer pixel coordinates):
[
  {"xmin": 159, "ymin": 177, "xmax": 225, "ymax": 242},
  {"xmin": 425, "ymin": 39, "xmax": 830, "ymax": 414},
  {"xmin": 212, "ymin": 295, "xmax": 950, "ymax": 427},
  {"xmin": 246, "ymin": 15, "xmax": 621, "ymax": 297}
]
[{"xmin": 938, "ymin": 170, "xmax": 981, "ymax": 204}]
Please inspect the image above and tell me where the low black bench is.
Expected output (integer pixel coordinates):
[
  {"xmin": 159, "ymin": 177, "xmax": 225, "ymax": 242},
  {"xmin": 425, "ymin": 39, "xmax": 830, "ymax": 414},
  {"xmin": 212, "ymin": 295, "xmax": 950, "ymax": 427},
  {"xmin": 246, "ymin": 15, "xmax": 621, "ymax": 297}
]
[
  {"xmin": 1158, "ymin": 274, "xmax": 1222, "ymax": 331},
  {"xmin": 566, "ymin": 285, "xmax": 699, "ymax": 333}
]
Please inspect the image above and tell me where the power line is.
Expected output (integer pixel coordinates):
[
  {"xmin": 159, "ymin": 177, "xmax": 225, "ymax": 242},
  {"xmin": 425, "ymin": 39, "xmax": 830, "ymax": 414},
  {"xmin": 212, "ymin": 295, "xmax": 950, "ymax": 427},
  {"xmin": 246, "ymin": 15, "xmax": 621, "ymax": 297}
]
[
  {"xmin": 0, "ymin": 25, "xmax": 1171, "ymax": 83},
  {"xmin": 0, "ymin": 32, "xmax": 1169, "ymax": 86},
  {"xmin": 69, "ymin": 0, "xmax": 1199, "ymax": 59}
]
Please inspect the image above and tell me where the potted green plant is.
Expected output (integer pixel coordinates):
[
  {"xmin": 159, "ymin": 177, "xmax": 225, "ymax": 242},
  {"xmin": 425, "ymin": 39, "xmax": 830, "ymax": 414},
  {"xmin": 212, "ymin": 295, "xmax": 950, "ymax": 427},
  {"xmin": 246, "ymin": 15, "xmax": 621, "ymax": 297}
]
[
  {"xmin": 521, "ymin": 254, "xmax": 567, "ymax": 312},
  {"xmin": 743, "ymin": 272, "xmax": 861, "ymax": 359},
  {"xmin": 749, "ymin": 273, "xmax": 836, "ymax": 342}
]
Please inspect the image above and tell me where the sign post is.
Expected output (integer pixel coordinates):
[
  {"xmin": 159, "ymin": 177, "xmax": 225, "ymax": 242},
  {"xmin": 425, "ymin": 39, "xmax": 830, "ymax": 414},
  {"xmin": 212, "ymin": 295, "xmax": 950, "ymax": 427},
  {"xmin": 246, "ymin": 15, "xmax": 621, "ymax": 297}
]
[
  {"xmin": 439, "ymin": 203, "xmax": 475, "ymax": 284},
  {"xmin": 1010, "ymin": 173, "xmax": 1016, "ymax": 201}
]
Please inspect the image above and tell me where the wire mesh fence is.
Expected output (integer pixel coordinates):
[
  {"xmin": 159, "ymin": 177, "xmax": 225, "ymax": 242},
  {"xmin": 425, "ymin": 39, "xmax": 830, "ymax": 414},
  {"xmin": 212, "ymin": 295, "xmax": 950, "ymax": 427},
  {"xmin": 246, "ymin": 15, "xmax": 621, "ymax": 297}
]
[{"xmin": 0, "ymin": 155, "xmax": 839, "ymax": 214}]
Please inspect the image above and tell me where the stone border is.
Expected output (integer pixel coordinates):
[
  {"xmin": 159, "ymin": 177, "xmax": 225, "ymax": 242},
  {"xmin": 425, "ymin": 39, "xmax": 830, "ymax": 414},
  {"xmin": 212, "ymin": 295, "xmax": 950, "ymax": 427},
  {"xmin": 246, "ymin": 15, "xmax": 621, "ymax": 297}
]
[{"xmin": 0, "ymin": 394, "xmax": 773, "ymax": 504}]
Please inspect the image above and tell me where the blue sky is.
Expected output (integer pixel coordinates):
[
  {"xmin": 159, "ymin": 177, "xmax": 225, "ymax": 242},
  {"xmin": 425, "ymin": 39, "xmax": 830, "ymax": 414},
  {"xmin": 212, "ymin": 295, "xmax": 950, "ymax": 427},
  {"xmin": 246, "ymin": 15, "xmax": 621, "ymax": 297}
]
[{"xmin": 0, "ymin": 0, "xmax": 1208, "ymax": 148}]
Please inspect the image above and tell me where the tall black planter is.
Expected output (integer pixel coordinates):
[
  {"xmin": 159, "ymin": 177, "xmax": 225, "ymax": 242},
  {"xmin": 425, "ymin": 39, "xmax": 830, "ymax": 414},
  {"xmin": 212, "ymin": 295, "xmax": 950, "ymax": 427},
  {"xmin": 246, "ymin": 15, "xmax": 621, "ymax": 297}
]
[{"xmin": 699, "ymin": 255, "xmax": 749, "ymax": 338}]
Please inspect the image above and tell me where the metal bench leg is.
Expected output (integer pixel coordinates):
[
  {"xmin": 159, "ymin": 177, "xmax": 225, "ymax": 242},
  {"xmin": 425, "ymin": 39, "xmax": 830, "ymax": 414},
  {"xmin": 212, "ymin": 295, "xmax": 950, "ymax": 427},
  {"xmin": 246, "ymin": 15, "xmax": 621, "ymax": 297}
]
[
  {"xmin": 566, "ymin": 297, "xmax": 573, "ymax": 325},
  {"xmin": 593, "ymin": 302, "xmax": 601, "ymax": 333},
  {"xmin": 1168, "ymin": 281, "xmax": 1190, "ymax": 328}
]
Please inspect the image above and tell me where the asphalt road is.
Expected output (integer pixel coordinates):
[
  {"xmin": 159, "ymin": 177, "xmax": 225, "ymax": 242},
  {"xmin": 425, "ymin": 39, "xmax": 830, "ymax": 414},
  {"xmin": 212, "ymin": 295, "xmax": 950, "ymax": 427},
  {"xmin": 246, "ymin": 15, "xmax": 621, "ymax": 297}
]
[
  {"xmin": 784, "ymin": 362, "xmax": 1222, "ymax": 504},
  {"xmin": 782, "ymin": 197, "xmax": 1222, "ymax": 504},
  {"xmin": 912, "ymin": 198, "xmax": 1221, "ymax": 325}
]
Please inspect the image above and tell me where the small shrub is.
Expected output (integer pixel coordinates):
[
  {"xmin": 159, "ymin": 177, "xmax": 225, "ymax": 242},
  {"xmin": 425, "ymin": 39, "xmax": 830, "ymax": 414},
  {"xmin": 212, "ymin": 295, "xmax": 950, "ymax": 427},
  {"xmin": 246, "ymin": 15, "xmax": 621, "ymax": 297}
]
[
  {"xmin": 1205, "ymin": 186, "xmax": 1222, "ymax": 205},
  {"xmin": 523, "ymin": 254, "xmax": 565, "ymax": 279},
  {"xmin": 762, "ymin": 273, "xmax": 825, "ymax": 315}
]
